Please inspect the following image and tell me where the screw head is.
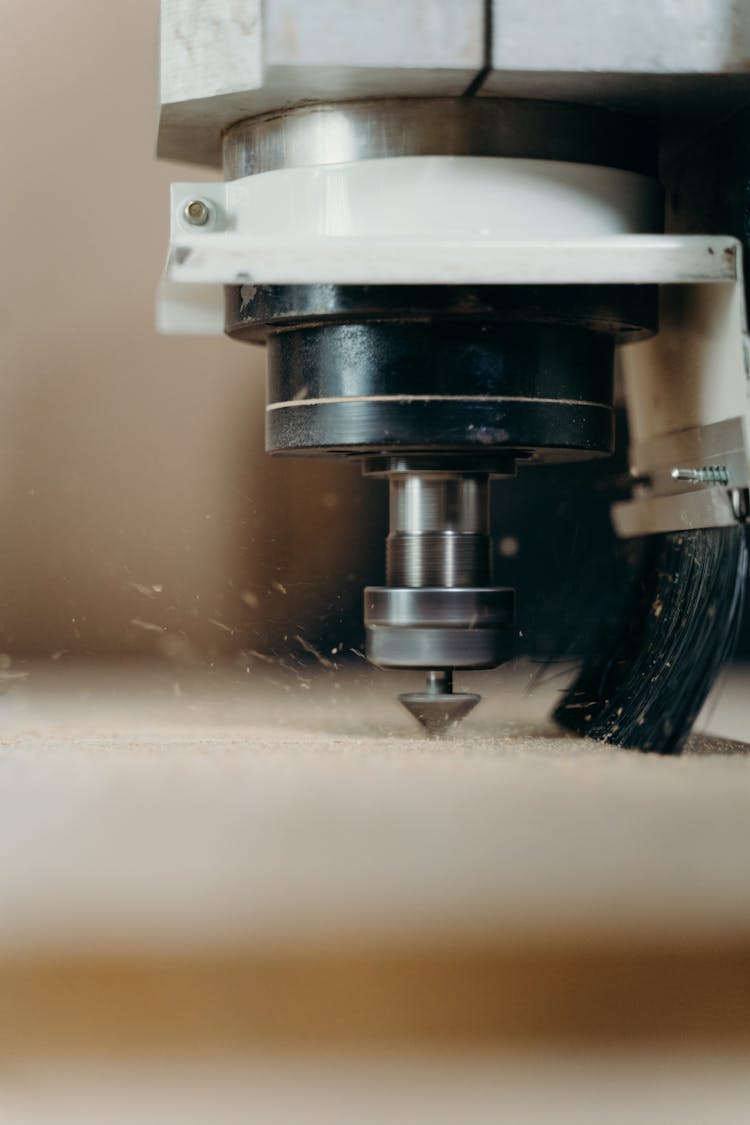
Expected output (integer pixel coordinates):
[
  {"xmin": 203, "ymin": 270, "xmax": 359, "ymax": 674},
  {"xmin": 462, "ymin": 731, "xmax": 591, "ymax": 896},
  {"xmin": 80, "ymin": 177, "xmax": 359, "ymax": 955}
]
[{"xmin": 183, "ymin": 198, "xmax": 211, "ymax": 227}]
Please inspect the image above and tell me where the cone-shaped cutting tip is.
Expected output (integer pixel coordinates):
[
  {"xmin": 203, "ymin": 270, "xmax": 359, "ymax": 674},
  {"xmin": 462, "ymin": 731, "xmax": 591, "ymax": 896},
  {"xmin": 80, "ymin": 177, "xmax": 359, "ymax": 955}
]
[
  {"xmin": 399, "ymin": 670, "xmax": 480, "ymax": 736},
  {"xmin": 399, "ymin": 691, "xmax": 480, "ymax": 736}
]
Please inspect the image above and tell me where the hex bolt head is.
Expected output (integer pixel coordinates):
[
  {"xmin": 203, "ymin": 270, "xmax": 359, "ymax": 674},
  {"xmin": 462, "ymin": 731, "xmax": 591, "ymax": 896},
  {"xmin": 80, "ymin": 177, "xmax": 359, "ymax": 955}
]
[{"xmin": 183, "ymin": 198, "xmax": 211, "ymax": 227}]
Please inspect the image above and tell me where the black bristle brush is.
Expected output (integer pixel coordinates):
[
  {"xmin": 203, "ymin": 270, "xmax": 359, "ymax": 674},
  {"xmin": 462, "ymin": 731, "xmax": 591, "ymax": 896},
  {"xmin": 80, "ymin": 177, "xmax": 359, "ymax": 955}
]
[{"xmin": 554, "ymin": 525, "xmax": 748, "ymax": 754}]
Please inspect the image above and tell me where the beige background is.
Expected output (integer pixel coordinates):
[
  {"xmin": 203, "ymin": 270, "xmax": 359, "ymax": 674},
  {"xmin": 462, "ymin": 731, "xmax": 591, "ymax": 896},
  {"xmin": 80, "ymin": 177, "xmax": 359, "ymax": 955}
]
[{"xmin": 0, "ymin": 0, "xmax": 367, "ymax": 660}]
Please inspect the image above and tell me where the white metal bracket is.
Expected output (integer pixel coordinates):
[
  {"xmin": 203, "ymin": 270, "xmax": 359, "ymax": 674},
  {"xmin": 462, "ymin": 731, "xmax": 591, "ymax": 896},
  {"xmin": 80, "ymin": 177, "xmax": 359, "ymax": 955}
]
[{"xmin": 157, "ymin": 167, "xmax": 749, "ymax": 537}]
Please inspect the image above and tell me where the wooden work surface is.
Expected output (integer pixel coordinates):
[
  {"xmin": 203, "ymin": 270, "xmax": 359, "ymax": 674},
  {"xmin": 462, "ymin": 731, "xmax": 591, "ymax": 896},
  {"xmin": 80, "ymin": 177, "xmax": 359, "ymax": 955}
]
[{"xmin": 0, "ymin": 660, "xmax": 749, "ymax": 1054}]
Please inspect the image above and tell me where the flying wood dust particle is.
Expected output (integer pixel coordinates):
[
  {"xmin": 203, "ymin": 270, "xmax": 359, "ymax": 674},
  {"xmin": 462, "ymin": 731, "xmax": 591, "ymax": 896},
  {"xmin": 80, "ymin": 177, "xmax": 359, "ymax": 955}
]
[
  {"xmin": 130, "ymin": 618, "xmax": 166, "ymax": 633},
  {"xmin": 128, "ymin": 582, "xmax": 163, "ymax": 599},
  {"xmin": 209, "ymin": 618, "xmax": 234, "ymax": 634},
  {"xmin": 295, "ymin": 634, "xmax": 335, "ymax": 669},
  {"xmin": 272, "ymin": 580, "xmax": 288, "ymax": 595}
]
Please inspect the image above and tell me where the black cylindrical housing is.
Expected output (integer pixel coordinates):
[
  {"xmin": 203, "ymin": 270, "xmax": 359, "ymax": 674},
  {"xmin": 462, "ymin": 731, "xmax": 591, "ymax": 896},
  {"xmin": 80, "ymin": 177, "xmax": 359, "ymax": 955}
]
[{"xmin": 263, "ymin": 321, "xmax": 616, "ymax": 460}]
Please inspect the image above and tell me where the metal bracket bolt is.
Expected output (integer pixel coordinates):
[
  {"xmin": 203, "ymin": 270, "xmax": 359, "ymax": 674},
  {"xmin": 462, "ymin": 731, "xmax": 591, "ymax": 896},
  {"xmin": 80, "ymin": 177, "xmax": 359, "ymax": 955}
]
[
  {"xmin": 183, "ymin": 198, "xmax": 212, "ymax": 227},
  {"xmin": 671, "ymin": 466, "xmax": 730, "ymax": 485}
]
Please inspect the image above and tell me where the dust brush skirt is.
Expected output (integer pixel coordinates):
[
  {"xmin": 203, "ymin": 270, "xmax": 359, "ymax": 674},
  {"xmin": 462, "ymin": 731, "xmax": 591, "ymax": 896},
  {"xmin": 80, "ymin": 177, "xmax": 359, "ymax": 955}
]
[{"xmin": 554, "ymin": 527, "xmax": 748, "ymax": 754}]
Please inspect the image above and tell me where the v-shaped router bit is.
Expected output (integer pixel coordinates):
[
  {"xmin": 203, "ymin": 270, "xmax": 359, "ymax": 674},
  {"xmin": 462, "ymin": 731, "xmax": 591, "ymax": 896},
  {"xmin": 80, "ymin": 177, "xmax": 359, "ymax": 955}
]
[
  {"xmin": 399, "ymin": 671, "xmax": 481, "ymax": 737},
  {"xmin": 364, "ymin": 460, "xmax": 514, "ymax": 732}
]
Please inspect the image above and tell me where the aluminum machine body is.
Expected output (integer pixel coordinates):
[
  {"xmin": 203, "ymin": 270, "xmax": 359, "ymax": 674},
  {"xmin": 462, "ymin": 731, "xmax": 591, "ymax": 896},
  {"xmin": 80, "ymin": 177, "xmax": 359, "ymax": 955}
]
[{"xmin": 158, "ymin": 1, "xmax": 750, "ymax": 747}]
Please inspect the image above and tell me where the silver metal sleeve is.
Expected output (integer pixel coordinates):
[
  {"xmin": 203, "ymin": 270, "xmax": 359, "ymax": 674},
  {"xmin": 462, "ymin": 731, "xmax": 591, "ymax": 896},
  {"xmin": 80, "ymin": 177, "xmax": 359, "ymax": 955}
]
[{"xmin": 386, "ymin": 475, "xmax": 491, "ymax": 589}]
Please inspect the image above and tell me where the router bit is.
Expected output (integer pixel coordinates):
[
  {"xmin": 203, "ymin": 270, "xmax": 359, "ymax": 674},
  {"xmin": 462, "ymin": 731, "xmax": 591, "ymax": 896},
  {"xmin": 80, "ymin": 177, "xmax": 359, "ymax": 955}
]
[
  {"xmin": 363, "ymin": 460, "xmax": 514, "ymax": 733},
  {"xmin": 399, "ymin": 671, "xmax": 481, "ymax": 737}
]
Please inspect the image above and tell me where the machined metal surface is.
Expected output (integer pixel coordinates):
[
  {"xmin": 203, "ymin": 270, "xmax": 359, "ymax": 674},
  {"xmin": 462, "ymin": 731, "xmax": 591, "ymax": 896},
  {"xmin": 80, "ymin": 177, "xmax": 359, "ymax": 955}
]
[
  {"xmin": 159, "ymin": 1, "xmax": 485, "ymax": 165},
  {"xmin": 386, "ymin": 474, "xmax": 491, "ymax": 588},
  {"xmin": 263, "ymin": 321, "xmax": 615, "ymax": 460},
  {"xmin": 630, "ymin": 419, "xmax": 750, "ymax": 495},
  {"xmin": 612, "ymin": 487, "xmax": 742, "ymax": 538},
  {"xmin": 367, "ymin": 624, "xmax": 514, "ymax": 671},
  {"xmin": 165, "ymin": 235, "xmax": 733, "ymax": 294},
  {"xmin": 616, "ymin": 272, "xmax": 750, "ymax": 536},
  {"xmin": 222, "ymin": 98, "xmax": 657, "ymax": 179},
  {"xmin": 612, "ymin": 418, "xmax": 750, "ymax": 537},
  {"xmin": 365, "ymin": 467, "xmax": 515, "ymax": 681},
  {"xmin": 487, "ymin": 0, "xmax": 750, "ymax": 82},
  {"xmin": 366, "ymin": 588, "xmax": 513, "ymax": 629},
  {"xmin": 399, "ymin": 670, "xmax": 481, "ymax": 736},
  {"xmin": 226, "ymin": 283, "xmax": 657, "ymax": 344},
  {"xmin": 159, "ymin": 0, "xmax": 750, "ymax": 167},
  {"xmin": 235, "ymin": 287, "xmax": 644, "ymax": 462}
]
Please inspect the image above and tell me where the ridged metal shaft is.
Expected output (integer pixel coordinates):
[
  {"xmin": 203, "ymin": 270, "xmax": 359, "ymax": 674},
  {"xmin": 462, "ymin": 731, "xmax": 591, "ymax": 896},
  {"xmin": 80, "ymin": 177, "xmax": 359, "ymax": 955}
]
[{"xmin": 386, "ymin": 474, "xmax": 491, "ymax": 588}]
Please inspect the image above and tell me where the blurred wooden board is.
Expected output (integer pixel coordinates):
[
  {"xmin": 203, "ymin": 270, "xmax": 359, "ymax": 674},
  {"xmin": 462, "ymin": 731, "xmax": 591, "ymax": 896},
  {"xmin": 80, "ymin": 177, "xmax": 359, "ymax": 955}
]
[
  {"xmin": 0, "ymin": 660, "xmax": 748, "ymax": 1051},
  {"xmin": 0, "ymin": 659, "xmax": 748, "ymax": 954},
  {"xmin": 5, "ymin": 1049, "xmax": 750, "ymax": 1125}
]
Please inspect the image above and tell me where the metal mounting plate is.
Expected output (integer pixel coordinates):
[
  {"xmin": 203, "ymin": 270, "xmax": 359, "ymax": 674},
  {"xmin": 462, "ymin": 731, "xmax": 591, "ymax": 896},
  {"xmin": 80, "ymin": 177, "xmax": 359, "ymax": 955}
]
[{"xmin": 165, "ymin": 234, "xmax": 738, "ymax": 288}]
